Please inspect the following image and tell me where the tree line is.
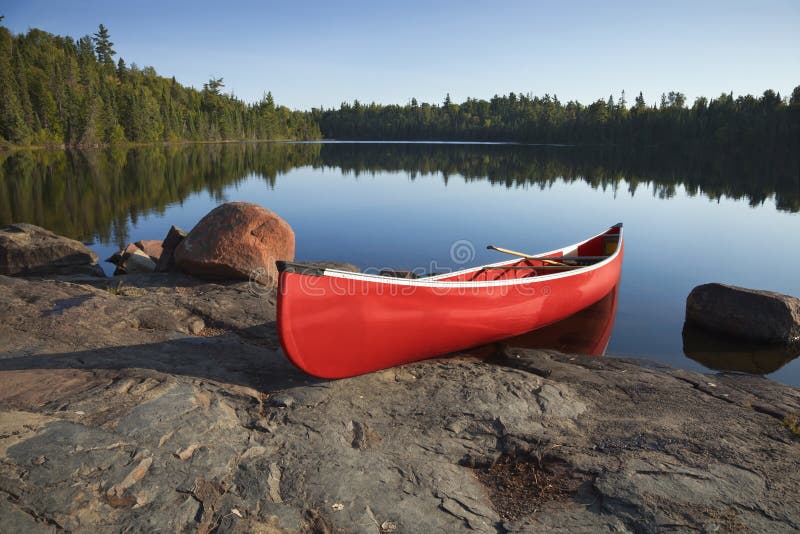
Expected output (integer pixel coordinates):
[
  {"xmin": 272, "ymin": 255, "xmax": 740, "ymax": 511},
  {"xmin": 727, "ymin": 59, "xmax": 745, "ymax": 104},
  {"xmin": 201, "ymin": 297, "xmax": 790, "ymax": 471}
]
[
  {"xmin": 0, "ymin": 24, "xmax": 320, "ymax": 147},
  {"xmin": 0, "ymin": 23, "xmax": 798, "ymax": 153},
  {"xmin": 314, "ymin": 89, "xmax": 800, "ymax": 155}
]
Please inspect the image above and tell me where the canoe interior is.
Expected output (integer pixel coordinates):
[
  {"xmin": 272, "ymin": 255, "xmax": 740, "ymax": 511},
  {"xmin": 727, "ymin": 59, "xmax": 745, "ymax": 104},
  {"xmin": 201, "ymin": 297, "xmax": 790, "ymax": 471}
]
[{"xmin": 440, "ymin": 226, "xmax": 621, "ymax": 283}]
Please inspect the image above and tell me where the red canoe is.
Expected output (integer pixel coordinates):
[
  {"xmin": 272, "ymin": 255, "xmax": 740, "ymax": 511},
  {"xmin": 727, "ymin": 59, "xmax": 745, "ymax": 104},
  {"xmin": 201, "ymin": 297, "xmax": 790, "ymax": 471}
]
[{"xmin": 276, "ymin": 223, "xmax": 624, "ymax": 378}]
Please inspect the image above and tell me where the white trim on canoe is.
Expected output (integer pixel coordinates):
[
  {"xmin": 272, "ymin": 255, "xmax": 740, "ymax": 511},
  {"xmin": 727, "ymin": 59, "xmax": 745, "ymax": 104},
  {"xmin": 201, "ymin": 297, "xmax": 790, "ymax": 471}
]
[{"xmin": 316, "ymin": 225, "xmax": 623, "ymax": 288}]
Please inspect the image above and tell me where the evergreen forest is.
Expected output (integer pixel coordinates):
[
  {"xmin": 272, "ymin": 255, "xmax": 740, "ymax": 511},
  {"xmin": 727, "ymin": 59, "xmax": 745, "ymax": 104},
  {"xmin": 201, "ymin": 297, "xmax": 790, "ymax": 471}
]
[{"xmin": 0, "ymin": 23, "xmax": 798, "ymax": 156}]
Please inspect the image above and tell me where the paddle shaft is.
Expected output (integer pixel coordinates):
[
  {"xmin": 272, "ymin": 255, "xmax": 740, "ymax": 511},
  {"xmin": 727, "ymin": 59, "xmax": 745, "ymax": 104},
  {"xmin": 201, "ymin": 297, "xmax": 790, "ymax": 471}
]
[
  {"xmin": 486, "ymin": 265, "xmax": 584, "ymax": 270},
  {"xmin": 487, "ymin": 245, "xmax": 565, "ymax": 265},
  {"xmin": 487, "ymin": 245, "xmax": 608, "ymax": 265}
]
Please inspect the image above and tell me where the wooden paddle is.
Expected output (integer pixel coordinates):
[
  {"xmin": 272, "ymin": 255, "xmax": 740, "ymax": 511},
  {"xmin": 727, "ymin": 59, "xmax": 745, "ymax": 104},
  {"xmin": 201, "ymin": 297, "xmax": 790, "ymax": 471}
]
[{"xmin": 486, "ymin": 245, "xmax": 568, "ymax": 266}]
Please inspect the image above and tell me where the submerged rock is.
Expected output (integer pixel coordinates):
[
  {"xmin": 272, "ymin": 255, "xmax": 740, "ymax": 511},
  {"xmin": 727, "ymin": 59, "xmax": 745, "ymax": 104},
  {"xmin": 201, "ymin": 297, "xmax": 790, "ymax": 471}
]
[
  {"xmin": 686, "ymin": 283, "xmax": 800, "ymax": 344},
  {"xmin": 0, "ymin": 223, "xmax": 103, "ymax": 277},
  {"xmin": 175, "ymin": 202, "xmax": 294, "ymax": 287}
]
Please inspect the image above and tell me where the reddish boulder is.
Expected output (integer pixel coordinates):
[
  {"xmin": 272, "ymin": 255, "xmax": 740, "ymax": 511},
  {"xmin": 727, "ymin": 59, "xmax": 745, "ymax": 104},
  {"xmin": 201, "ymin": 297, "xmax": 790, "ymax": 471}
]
[{"xmin": 174, "ymin": 202, "xmax": 294, "ymax": 286}]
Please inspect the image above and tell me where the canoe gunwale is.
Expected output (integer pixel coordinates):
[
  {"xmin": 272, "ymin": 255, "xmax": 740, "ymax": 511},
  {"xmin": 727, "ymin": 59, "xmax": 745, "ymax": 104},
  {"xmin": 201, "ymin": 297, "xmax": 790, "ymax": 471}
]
[{"xmin": 279, "ymin": 224, "xmax": 623, "ymax": 289}]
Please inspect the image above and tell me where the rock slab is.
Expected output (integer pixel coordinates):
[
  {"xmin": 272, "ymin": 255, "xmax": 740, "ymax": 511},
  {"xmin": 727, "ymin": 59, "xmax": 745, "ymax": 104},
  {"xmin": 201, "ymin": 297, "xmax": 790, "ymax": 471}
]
[
  {"xmin": 175, "ymin": 202, "xmax": 294, "ymax": 286},
  {"xmin": 0, "ymin": 223, "xmax": 103, "ymax": 277},
  {"xmin": 0, "ymin": 274, "xmax": 798, "ymax": 532},
  {"xmin": 687, "ymin": 283, "xmax": 800, "ymax": 344}
]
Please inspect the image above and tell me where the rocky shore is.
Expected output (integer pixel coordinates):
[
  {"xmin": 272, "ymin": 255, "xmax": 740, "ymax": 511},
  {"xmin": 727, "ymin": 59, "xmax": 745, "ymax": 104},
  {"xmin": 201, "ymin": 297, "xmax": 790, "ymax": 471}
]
[{"xmin": 1, "ymin": 217, "xmax": 799, "ymax": 532}]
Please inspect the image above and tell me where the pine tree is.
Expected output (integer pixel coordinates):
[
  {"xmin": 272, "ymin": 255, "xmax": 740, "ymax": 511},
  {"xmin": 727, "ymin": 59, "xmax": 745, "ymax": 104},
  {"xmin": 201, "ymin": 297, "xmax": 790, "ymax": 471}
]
[
  {"xmin": 92, "ymin": 24, "xmax": 115, "ymax": 67},
  {"xmin": 634, "ymin": 92, "xmax": 646, "ymax": 111}
]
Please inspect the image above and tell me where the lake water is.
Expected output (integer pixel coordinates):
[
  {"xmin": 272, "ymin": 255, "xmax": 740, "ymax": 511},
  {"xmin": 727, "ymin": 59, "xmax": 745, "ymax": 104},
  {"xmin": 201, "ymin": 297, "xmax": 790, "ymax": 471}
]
[{"xmin": 2, "ymin": 142, "xmax": 799, "ymax": 385}]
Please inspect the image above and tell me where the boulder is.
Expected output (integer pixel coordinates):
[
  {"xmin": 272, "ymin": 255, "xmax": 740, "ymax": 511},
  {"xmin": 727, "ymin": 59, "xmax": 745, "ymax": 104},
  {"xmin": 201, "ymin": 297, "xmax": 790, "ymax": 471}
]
[
  {"xmin": 174, "ymin": 202, "xmax": 294, "ymax": 286},
  {"xmin": 155, "ymin": 226, "xmax": 187, "ymax": 272},
  {"xmin": 686, "ymin": 283, "xmax": 800, "ymax": 344},
  {"xmin": 134, "ymin": 240, "xmax": 163, "ymax": 262},
  {"xmin": 0, "ymin": 223, "xmax": 103, "ymax": 277}
]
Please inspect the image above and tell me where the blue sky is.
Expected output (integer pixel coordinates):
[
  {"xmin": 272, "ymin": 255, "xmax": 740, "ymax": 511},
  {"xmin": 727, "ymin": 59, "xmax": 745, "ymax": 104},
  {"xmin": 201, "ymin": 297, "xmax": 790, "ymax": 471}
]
[{"xmin": 2, "ymin": 0, "xmax": 798, "ymax": 109}]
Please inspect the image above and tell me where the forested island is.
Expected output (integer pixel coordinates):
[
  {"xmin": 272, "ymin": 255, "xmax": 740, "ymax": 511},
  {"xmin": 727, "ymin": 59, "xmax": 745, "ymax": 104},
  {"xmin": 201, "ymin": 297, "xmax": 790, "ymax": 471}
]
[{"xmin": 1, "ymin": 22, "xmax": 798, "ymax": 153}]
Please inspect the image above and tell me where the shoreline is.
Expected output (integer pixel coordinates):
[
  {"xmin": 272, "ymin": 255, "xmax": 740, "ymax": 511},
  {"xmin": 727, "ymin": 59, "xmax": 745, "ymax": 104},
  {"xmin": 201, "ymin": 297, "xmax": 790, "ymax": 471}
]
[{"xmin": 0, "ymin": 270, "xmax": 798, "ymax": 531}]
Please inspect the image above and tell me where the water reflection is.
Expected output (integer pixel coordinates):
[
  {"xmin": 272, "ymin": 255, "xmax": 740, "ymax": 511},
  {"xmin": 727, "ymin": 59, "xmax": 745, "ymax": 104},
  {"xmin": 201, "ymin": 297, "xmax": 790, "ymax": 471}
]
[
  {"xmin": 1, "ymin": 142, "xmax": 797, "ymax": 248},
  {"xmin": 682, "ymin": 324, "xmax": 800, "ymax": 375},
  {"xmin": 502, "ymin": 285, "xmax": 619, "ymax": 356},
  {"xmin": 0, "ymin": 143, "xmax": 322, "ymax": 245}
]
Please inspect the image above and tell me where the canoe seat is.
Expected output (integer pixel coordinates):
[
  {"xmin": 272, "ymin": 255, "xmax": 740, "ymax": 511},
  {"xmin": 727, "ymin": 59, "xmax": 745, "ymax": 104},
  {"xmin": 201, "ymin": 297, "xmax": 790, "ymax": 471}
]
[{"xmin": 602, "ymin": 235, "xmax": 620, "ymax": 256}]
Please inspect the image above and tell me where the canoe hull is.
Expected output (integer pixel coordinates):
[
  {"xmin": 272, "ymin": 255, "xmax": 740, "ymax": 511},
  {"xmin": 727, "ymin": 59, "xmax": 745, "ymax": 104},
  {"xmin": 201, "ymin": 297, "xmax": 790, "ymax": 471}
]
[{"xmin": 277, "ymin": 226, "xmax": 623, "ymax": 378}]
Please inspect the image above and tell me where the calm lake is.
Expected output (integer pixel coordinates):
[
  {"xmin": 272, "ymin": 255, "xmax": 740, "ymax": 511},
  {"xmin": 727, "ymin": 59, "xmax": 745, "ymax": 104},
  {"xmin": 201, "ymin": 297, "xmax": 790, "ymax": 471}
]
[{"xmin": 2, "ymin": 142, "xmax": 799, "ymax": 385}]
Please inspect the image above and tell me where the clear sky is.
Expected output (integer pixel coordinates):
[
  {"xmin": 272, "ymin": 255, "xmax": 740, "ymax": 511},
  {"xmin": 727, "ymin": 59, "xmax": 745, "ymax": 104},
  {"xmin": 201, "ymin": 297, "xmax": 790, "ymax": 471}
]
[{"xmin": 2, "ymin": 0, "xmax": 798, "ymax": 109}]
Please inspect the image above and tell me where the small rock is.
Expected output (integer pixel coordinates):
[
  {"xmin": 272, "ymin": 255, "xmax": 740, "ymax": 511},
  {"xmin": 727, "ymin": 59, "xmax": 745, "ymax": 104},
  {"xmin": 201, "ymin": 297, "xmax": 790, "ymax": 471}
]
[
  {"xmin": 123, "ymin": 243, "xmax": 140, "ymax": 257},
  {"xmin": 381, "ymin": 520, "xmax": 398, "ymax": 532},
  {"xmin": 123, "ymin": 250, "xmax": 156, "ymax": 274},
  {"xmin": 686, "ymin": 283, "xmax": 800, "ymax": 344},
  {"xmin": 155, "ymin": 226, "xmax": 187, "ymax": 272},
  {"xmin": 187, "ymin": 317, "xmax": 205, "ymax": 335},
  {"xmin": 105, "ymin": 251, "xmax": 124, "ymax": 266},
  {"xmin": 174, "ymin": 202, "xmax": 294, "ymax": 287},
  {"xmin": 331, "ymin": 503, "xmax": 344, "ymax": 511},
  {"xmin": 134, "ymin": 240, "xmax": 164, "ymax": 262}
]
